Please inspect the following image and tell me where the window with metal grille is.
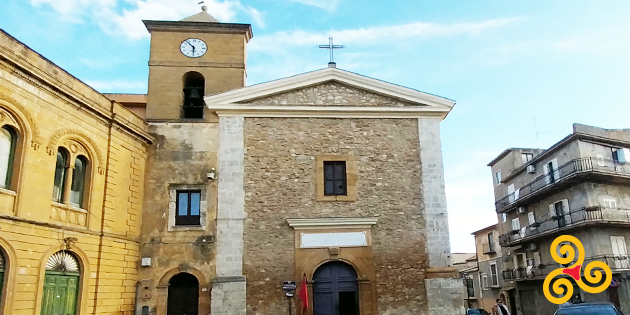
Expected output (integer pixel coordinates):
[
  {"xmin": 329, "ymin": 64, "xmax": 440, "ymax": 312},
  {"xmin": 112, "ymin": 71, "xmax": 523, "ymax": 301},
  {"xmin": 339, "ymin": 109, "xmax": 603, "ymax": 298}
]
[
  {"xmin": 176, "ymin": 190, "xmax": 201, "ymax": 226},
  {"xmin": 323, "ymin": 161, "xmax": 347, "ymax": 196}
]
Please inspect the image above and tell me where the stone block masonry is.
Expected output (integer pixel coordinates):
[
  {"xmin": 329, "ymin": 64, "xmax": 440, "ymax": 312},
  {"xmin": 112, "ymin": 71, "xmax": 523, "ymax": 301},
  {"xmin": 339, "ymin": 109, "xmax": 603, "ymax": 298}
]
[
  {"xmin": 418, "ymin": 117, "xmax": 465, "ymax": 315},
  {"xmin": 418, "ymin": 117, "xmax": 452, "ymax": 268},
  {"xmin": 212, "ymin": 116, "xmax": 247, "ymax": 315}
]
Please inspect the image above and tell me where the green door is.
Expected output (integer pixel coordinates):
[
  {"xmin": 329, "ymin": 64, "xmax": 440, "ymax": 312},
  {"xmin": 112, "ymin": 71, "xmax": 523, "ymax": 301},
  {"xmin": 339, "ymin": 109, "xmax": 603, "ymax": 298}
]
[{"xmin": 41, "ymin": 271, "xmax": 79, "ymax": 315}]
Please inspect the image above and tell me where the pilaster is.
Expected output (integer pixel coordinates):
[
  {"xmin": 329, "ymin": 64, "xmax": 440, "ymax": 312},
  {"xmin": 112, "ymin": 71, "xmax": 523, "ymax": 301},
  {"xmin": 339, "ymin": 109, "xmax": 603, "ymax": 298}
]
[
  {"xmin": 212, "ymin": 116, "xmax": 246, "ymax": 315},
  {"xmin": 418, "ymin": 117, "xmax": 465, "ymax": 315}
]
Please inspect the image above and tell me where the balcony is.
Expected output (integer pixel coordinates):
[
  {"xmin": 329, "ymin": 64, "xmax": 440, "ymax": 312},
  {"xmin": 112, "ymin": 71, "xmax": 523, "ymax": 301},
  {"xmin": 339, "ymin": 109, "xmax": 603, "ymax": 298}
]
[
  {"xmin": 502, "ymin": 254, "xmax": 630, "ymax": 282},
  {"xmin": 482, "ymin": 243, "xmax": 497, "ymax": 255},
  {"xmin": 499, "ymin": 206, "xmax": 630, "ymax": 247},
  {"xmin": 495, "ymin": 158, "xmax": 630, "ymax": 213}
]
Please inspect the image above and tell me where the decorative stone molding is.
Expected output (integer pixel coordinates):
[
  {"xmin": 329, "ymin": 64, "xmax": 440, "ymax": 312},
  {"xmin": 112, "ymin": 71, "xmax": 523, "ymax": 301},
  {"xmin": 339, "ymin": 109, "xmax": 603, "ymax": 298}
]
[
  {"xmin": 287, "ymin": 217, "xmax": 378, "ymax": 230},
  {"xmin": 46, "ymin": 128, "xmax": 105, "ymax": 174},
  {"xmin": 0, "ymin": 91, "xmax": 42, "ymax": 149},
  {"xmin": 51, "ymin": 203, "xmax": 88, "ymax": 227}
]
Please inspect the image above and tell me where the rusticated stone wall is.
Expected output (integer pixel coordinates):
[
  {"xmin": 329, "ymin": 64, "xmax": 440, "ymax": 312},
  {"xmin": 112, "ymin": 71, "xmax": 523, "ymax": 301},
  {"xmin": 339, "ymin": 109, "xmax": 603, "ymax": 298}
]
[{"xmin": 242, "ymin": 117, "xmax": 430, "ymax": 314}]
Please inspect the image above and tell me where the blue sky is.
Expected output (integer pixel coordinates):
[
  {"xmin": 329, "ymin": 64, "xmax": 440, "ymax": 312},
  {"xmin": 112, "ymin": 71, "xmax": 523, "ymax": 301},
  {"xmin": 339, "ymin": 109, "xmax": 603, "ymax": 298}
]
[{"xmin": 2, "ymin": 0, "xmax": 630, "ymax": 253}]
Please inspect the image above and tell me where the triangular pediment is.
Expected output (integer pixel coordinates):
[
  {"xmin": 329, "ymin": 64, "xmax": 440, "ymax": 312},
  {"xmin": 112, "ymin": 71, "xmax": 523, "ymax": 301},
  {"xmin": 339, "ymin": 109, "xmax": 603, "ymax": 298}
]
[{"xmin": 205, "ymin": 68, "xmax": 455, "ymax": 118}]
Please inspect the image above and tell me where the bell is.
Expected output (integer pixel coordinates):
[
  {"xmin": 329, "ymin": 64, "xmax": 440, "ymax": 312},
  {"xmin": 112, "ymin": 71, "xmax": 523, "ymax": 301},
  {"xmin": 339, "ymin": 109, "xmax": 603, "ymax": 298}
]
[{"xmin": 188, "ymin": 88, "xmax": 202, "ymax": 100}]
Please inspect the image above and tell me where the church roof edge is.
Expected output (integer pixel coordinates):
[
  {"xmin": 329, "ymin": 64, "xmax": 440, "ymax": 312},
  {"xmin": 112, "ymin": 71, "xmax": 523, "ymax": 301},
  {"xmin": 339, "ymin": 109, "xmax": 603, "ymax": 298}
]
[{"xmin": 205, "ymin": 67, "xmax": 456, "ymax": 119}]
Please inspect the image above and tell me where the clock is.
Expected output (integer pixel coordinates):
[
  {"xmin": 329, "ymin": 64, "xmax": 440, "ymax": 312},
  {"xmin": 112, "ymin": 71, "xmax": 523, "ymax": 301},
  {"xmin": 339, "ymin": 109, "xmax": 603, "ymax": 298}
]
[{"xmin": 180, "ymin": 38, "xmax": 207, "ymax": 58}]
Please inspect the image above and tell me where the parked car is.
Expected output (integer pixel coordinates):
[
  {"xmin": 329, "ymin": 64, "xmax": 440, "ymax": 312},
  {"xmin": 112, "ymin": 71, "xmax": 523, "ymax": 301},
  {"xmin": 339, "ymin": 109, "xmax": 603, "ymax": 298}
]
[{"xmin": 554, "ymin": 302, "xmax": 624, "ymax": 315}]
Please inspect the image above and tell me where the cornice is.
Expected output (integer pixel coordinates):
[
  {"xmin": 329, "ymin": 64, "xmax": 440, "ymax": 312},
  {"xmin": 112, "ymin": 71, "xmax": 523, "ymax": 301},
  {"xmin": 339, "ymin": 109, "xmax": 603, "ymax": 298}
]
[
  {"xmin": 143, "ymin": 20, "xmax": 253, "ymax": 42},
  {"xmin": 148, "ymin": 60, "xmax": 246, "ymax": 69},
  {"xmin": 287, "ymin": 217, "xmax": 379, "ymax": 230},
  {"xmin": 211, "ymin": 104, "xmax": 449, "ymax": 119}
]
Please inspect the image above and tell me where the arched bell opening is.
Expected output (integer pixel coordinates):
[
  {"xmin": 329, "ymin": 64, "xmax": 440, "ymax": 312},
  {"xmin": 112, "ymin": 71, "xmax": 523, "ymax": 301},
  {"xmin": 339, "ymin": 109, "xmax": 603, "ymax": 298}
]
[{"xmin": 182, "ymin": 72, "xmax": 205, "ymax": 119}]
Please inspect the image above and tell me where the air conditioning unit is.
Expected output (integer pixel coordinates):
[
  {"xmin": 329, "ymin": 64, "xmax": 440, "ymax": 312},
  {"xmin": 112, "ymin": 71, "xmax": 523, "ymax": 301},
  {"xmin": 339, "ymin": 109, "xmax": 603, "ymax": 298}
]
[
  {"xmin": 517, "ymin": 206, "xmax": 527, "ymax": 214},
  {"xmin": 527, "ymin": 165, "xmax": 536, "ymax": 173},
  {"xmin": 613, "ymin": 148, "xmax": 630, "ymax": 164},
  {"xmin": 527, "ymin": 243, "xmax": 538, "ymax": 251}
]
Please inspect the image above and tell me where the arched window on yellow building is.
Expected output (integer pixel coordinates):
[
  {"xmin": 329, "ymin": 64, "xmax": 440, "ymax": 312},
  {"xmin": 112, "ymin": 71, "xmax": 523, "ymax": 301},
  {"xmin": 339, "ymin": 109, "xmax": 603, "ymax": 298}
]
[
  {"xmin": 52, "ymin": 148, "xmax": 90, "ymax": 209},
  {"xmin": 0, "ymin": 126, "xmax": 17, "ymax": 189}
]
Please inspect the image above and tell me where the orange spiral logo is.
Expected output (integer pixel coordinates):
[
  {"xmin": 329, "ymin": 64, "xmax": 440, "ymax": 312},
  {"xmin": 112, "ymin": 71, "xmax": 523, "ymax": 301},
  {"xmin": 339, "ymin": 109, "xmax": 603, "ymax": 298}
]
[{"xmin": 543, "ymin": 235, "xmax": 612, "ymax": 304}]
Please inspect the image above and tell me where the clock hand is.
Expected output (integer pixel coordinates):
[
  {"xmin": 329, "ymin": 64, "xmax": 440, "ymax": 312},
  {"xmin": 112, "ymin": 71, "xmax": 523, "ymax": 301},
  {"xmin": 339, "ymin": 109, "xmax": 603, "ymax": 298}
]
[{"xmin": 186, "ymin": 40, "xmax": 194, "ymax": 48}]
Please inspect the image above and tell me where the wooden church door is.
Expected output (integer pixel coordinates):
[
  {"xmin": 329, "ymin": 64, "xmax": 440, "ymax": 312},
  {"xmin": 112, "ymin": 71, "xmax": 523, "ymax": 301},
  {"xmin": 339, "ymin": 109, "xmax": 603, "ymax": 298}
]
[
  {"xmin": 167, "ymin": 273, "xmax": 199, "ymax": 315},
  {"xmin": 40, "ymin": 251, "xmax": 80, "ymax": 315},
  {"xmin": 313, "ymin": 262, "xmax": 359, "ymax": 315}
]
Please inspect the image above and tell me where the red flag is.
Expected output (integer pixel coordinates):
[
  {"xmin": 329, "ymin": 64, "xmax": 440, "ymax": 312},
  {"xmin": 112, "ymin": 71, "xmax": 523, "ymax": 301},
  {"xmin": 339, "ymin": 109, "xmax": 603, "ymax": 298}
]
[{"xmin": 299, "ymin": 273, "xmax": 309, "ymax": 313}]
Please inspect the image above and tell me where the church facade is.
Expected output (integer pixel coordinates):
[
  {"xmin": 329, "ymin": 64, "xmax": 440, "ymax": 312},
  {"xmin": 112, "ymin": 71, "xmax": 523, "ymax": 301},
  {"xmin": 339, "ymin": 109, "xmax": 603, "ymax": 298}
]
[{"xmin": 0, "ymin": 6, "xmax": 463, "ymax": 315}]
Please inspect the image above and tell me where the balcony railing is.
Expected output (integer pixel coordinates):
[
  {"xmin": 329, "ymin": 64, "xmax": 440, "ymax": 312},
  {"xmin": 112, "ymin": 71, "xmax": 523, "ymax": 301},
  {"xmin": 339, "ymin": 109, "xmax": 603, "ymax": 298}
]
[
  {"xmin": 496, "ymin": 158, "xmax": 630, "ymax": 212},
  {"xmin": 499, "ymin": 206, "xmax": 630, "ymax": 247},
  {"xmin": 502, "ymin": 254, "xmax": 630, "ymax": 281}
]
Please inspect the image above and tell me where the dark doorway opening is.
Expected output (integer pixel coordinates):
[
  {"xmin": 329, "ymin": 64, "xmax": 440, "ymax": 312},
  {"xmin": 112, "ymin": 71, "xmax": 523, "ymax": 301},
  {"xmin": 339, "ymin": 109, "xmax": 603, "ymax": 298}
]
[
  {"xmin": 339, "ymin": 291, "xmax": 357, "ymax": 315},
  {"xmin": 508, "ymin": 290, "xmax": 518, "ymax": 315},
  {"xmin": 167, "ymin": 273, "xmax": 199, "ymax": 315},
  {"xmin": 313, "ymin": 261, "xmax": 359, "ymax": 315}
]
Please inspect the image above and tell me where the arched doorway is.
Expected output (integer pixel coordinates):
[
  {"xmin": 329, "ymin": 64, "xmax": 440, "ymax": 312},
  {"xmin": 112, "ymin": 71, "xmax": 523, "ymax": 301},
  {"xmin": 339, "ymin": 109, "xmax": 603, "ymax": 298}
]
[
  {"xmin": 167, "ymin": 273, "xmax": 199, "ymax": 315},
  {"xmin": 40, "ymin": 251, "xmax": 80, "ymax": 315},
  {"xmin": 313, "ymin": 261, "xmax": 359, "ymax": 315}
]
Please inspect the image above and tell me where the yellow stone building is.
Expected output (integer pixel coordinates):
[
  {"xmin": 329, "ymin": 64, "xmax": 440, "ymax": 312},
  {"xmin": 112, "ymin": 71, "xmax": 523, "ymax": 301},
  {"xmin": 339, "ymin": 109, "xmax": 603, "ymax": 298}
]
[{"xmin": 0, "ymin": 29, "xmax": 153, "ymax": 314}]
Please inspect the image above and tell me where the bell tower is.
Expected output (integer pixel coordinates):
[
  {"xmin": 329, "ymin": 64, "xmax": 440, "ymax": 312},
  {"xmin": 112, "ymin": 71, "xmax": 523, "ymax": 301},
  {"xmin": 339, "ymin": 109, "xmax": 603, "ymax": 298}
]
[{"xmin": 143, "ymin": 7, "xmax": 252, "ymax": 120}]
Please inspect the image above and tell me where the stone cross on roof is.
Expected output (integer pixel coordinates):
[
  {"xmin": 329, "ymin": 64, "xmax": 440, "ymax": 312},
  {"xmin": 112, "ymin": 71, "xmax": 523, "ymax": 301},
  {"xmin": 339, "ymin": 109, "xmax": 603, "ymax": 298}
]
[{"xmin": 318, "ymin": 37, "xmax": 343, "ymax": 67}]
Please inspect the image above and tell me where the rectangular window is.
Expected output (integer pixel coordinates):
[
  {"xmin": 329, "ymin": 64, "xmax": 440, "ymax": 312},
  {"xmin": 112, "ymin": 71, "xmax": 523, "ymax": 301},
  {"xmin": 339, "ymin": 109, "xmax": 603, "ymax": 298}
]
[
  {"xmin": 521, "ymin": 153, "xmax": 533, "ymax": 163},
  {"xmin": 603, "ymin": 199, "xmax": 617, "ymax": 209},
  {"xmin": 508, "ymin": 184, "xmax": 515, "ymax": 203},
  {"xmin": 511, "ymin": 218, "xmax": 520, "ymax": 231},
  {"xmin": 490, "ymin": 263, "xmax": 499, "ymax": 286},
  {"xmin": 495, "ymin": 171, "xmax": 501, "ymax": 185},
  {"xmin": 323, "ymin": 161, "xmax": 347, "ymax": 196},
  {"xmin": 502, "ymin": 213, "xmax": 507, "ymax": 223},
  {"xmin": 176, "ymin": 190, "xmax": 201, "ymax": 226},
  {"xmin": 528, "ymin": 212, "xmax": 535, "ymax": 226},
  {"xmin": 487, "ymin": 232, "xmax": 495, "ymax": 252}
]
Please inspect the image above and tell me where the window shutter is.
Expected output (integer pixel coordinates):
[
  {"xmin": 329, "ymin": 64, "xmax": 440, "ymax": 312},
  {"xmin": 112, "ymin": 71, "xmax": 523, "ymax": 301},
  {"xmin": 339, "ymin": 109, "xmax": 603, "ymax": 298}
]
[
  {"xmin": 514, "ymin": 188, "xmax": 520, "ymax": 200},
  {"xmin": 533, "ymin": 252, "xmax": 541, "ymax": 265},
  {"xmin": 549, "ymin": 204, "xmax": 555, "ymax": 217},
  {"xmin": 511, "ymin": 218, "xmax": 520, "ymax": 231},
  {"xmin": 561, "ymin": 199, "xmax": 569, "ymax": 214},
  {"xmin": 551, "ymin": 158, "xmax": 560, "ymax": 180},
  {"xmin": 528, "ymin": 212, "xmax": 535, "ymax": 225}
]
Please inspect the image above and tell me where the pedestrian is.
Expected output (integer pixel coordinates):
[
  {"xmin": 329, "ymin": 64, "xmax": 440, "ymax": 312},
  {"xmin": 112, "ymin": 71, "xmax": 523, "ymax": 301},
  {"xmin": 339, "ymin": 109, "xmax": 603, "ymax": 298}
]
[{"xmin": 492, "ymin": 299, "xmax": 511, "ymax": 315}]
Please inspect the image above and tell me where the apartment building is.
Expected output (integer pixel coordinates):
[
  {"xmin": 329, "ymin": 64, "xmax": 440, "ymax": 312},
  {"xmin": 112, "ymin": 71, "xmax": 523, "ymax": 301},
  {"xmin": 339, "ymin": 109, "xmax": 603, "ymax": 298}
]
[
  {"xmin": 488, "ymin": 124, "xmax": 630, "ymax": 315},
  {"xmin": 470, "ymin": 224, "xmax": 518, "ymax": 314}
]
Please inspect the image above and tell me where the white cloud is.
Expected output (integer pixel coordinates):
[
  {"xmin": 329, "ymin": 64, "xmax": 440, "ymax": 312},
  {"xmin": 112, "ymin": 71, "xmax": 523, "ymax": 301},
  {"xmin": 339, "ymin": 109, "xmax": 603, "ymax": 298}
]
[
  {"xmin": 249, "ymin": 18, "xmax": 523, "ymax": 53},
  {"xmin": 287, "ymin": 0, "xmax": 340, "ymax": 12},
  {"xmin": 85, "ymin": 79, "xmax": 147, "ymax": 92},
  {"xmin": 29, "ymin": 0, "xmax": 264, "ymax": 40}
]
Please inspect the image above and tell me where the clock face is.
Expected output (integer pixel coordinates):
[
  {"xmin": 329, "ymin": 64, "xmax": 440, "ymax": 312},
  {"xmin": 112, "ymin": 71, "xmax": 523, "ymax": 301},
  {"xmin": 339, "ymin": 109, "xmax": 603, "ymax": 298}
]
[{"xmin": 180, "ymin": 38, "xmax": 207, "ymax": 58}]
